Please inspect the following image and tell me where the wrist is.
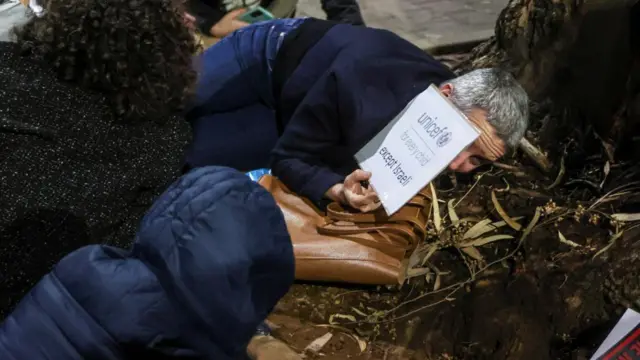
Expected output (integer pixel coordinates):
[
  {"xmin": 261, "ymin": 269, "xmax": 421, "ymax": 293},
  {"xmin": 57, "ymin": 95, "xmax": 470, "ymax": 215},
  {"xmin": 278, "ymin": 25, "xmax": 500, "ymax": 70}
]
[
  {"xmin": 325, "ymin": 183, "xmax": 344, "ymax": 203},
  {"xmin": 210, "ymin": 23, "xmax": 224, "ymax": 37}
]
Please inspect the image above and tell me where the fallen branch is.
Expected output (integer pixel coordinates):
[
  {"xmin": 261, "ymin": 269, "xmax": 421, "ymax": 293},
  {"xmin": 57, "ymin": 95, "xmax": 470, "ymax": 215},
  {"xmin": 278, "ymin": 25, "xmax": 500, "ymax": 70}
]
[
  {"xmin": 612, "ymin": 213, "xmax": 640, "ymax": 222},
  {"xmin": 519, "ymin": 137, "xmax": 553, "ymax": 174},
  {"xmin": 351, "ymin": 207, "xmax": 542, "ymax": 324},
  {"xmin": 492, "ymin": 162, "xmax": 522, "ymax": 172},
  {"xmin": 589, "ymin": 181, "xmax": 640, "ymax": 210}
]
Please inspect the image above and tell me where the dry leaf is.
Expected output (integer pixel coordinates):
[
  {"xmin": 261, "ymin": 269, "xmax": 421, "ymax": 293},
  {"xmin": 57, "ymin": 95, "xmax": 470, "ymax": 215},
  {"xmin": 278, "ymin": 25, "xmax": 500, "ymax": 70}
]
[
  {"xmin": 611, "ymin": 213, "xmax": 640, "ymax": 222},
  {"xmin": 491, "ymin": 190, "xmax": 522, "ymax": 231},
  {"xmin": 406, "ymin": 246, "xmax": 423, "ymax": 270},
  {"xmin": 557, "ymin": 231, "xmax": 581, "ymax": 248},
  {"xmin": 447, "ymin": 199, "xmax": 460, "ymax": 226},
  {"xmin": 329, "ymin": 314, "xmax": 357, "ymax": 324},
  {"xmin": 600, "ymin": 161, "xmax": 611, "ymax": 188},
  {"xmin": 420, "ymin": 243, "xmax": 440, "ymax": 266},
  {"xmin": 462, "ymin": 219, "xmax": 493, "ymax": 240},
  {"xmin": 593, "ymin": 231, "xmax": 624, "ymax": 260},
  {"xmin": 406, "ymin": 267, "xmax": 431, "ymax": 279},
  {"xmin": 430, "ymin": 183, "xmax": 442, "ymax": 233},
  {"xmin": 457, "ymin": 216, "xmax": 482, "ymax": 224},
  {"xmin": 465, "ymin": 220, "xmax": 521, "ymax": 239},
  {"xmin": 546, "ymin": 154, "xmax": 566, "ymax": 190},
  {"xmin": 433, "ymin": 273, "xmax": 442, "ymax": 291},
  {"xmin": 305, "ymin": 332, "xmax": 333, "ymax": 353},
  {"xmin": 459, "ymin": 234, "xmax": 514, "ymax": 248},
  {"xmin": 520, "ymin": 207, "xmax": 541, "ymax": 241},
  {"xmin": 351, "ymin": 307, "xmax": 368, "ymax": 317},
  {"xmin": 425, "ymin": 271, "xmax": 434, "ymax": 283},
  {"xmin": 492, "ymin": 217, "xmax": 524, "ymax": 227},
  {"xmin": 349, "ymin": 334, "xmax": 367, "ymax": 353},
  {"xmin": 315, "ymin": 324, "xmax": 352, "ymax": 333},
  {"xmin": 397, "ymin": 259, "xmax": 409, "ymax": 285},
  {"xmin": 463, "ymin": 217, "xmax": 523, "ymax": 239},
  {"xmin": 461, "ymin": 246, "xmax": 484, "ymax": 261}
]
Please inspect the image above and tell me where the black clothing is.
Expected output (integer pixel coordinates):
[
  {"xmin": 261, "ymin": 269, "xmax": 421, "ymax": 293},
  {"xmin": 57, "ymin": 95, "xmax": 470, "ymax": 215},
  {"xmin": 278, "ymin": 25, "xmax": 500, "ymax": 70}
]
[
  {"xmin": 0, "ymin": 41, "xmax": 191, "ymax": 317},
  {"xmin": 269, "ymin": 20, "xmax": 455, "ymax": 204}
]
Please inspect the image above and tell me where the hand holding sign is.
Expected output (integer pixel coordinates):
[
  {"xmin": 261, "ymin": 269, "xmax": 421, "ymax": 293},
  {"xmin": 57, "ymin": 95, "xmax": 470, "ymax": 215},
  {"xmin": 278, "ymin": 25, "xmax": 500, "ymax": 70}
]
[
  {"xmin": 343, "ymin": 170, "xmax": 381, "ymax": 212},
  {"xmin": 355, "ymin": 84, "xmax": 480, "ymax": 215}
]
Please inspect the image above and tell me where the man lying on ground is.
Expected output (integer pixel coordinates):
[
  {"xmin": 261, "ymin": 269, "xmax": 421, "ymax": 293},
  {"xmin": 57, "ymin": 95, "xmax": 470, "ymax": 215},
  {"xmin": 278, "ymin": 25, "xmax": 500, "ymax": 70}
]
[
  {"xmin": 0, "ymin": 167, "xmax": 295, "ymax": 360},
  {"xmin": 184, "ymin": 18, "xmax": 529, "ymax": 212}
]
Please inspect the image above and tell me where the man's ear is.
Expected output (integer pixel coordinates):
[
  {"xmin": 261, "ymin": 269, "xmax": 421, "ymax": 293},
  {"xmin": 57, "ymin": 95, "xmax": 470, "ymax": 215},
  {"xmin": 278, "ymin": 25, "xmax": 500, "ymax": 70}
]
[{"xmin": 440, "ymin": 83, "xmax": 453, "ymax": 97}]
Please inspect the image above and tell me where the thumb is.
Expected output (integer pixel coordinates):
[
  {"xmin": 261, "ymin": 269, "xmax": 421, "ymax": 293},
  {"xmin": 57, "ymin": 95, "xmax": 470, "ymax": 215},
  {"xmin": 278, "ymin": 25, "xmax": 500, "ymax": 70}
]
[
  {"xmin": 351, "ymin": 169, "xmax": 372, "ymax": 182},
  {"xmin": 344, "ymin": 169, "xmax": 371, "ymax": 188}
]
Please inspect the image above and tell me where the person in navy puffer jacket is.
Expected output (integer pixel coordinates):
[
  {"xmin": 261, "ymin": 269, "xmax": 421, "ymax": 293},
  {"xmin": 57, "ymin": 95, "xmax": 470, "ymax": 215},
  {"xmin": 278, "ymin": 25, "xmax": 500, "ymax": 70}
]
[{"xmin": 0, "ymin": 166, "xmax": 295, "ymax": 360}]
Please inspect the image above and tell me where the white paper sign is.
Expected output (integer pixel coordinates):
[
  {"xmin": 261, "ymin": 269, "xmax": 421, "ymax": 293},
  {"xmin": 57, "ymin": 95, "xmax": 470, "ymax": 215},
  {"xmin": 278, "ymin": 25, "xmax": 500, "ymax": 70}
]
[
  {"xmin": 354, "ymin": 84, "xmax": 479, "ymax": 215},
  {"xmin": 591, "ymin": 309, "xmax": 640, "ymax": 360}
]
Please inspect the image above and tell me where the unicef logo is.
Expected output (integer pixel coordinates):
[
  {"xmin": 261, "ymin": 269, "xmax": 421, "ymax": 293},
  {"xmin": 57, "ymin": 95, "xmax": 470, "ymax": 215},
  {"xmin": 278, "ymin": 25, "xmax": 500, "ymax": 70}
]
[{"xmin": 437, "ymin": 132, "xmax": 452, "ymax": 148}]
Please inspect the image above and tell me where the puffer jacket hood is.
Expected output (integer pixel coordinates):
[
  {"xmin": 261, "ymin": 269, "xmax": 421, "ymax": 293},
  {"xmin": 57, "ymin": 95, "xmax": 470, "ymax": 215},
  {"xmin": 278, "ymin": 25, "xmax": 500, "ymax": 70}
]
[{"xmin": 0, "ymin": 166, "xmax": 294, "ymax": 359}]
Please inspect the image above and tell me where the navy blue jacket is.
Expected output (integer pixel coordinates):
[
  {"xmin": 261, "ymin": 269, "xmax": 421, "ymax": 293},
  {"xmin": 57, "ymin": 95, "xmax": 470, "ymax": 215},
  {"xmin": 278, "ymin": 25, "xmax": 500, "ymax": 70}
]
[
  {"xmin": 0, "ymin": 167, "xmax": 294, "ymax": 360},
  {"xmin": 271, "ymin": 21, "xmax": 455, "ymax": 205}
]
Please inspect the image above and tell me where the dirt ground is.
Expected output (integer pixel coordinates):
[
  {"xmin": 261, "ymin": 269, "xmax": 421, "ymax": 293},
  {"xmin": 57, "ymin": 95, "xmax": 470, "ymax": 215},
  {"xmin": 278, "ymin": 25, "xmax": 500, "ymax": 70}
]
[
  {"xmin": 264, "ymin": 156, "xmax": 640, "ymax": 359},
  {"xmin": 250, "ymin": 48, "xmax": 640, "ymax": 360}
]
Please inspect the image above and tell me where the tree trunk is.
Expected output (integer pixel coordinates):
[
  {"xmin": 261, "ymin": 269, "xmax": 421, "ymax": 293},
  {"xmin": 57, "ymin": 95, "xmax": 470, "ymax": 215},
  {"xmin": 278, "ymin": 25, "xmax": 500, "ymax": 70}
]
[{"xmin": 456, "ymin": 0, "xmax": 640, "ymax": 163}]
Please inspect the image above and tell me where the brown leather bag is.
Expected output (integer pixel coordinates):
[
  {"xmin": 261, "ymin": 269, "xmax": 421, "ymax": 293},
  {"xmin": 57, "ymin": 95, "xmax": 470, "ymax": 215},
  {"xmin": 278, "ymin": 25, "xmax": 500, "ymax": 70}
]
[{"xmin": 258, "ymin": 175, "xmax": 432, "ymax": 285}]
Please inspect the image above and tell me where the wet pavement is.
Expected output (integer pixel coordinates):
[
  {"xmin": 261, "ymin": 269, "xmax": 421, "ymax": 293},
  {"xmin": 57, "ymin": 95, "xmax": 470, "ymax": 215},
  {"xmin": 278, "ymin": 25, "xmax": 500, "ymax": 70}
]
[{"xmin": 296, "ymin": 0, "xmax": 507, "ymax": 50}]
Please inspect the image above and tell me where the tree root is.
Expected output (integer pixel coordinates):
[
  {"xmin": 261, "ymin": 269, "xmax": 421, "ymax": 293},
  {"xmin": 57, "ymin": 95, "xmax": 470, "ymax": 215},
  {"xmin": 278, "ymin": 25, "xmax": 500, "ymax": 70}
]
[{"xmin": 519, "ymin": 137, "xmax": 553, "ymax": 174}]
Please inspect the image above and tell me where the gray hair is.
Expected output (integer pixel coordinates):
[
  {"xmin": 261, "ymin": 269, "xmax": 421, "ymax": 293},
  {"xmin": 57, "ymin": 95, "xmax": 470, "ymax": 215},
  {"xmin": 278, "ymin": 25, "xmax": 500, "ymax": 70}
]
[{"xmin": 445, "ymin": 68, "xmax": 529, "ymax": 147}]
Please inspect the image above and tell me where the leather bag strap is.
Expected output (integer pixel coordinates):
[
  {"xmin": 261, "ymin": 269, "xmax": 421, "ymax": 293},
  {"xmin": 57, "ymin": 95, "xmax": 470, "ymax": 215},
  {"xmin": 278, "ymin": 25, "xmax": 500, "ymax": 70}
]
[
  {"xmin": 316, "ymin": 225, "xmax": 415, "ymax": 251},
  {"xmin": 325, "ymin": 203, "xmax": 430, "ymax": 235},
  {"xmin": 317, "ymin": 222, "xmax": 421, "ymax": 248}
]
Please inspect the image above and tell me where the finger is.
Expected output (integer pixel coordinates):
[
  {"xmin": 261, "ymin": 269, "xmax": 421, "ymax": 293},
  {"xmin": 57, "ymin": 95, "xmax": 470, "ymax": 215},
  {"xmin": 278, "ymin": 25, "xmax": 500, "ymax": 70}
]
[
  {"xmin": 361, "ymin": 184, "xmax": 377, "ymax": 197},
  {"xmin": 345, "ymin": 190, "xmax": 377, "ymax": 210},
  {"xmin": 360, "ymin": 190, "xmax": 379, "ymax": 206},
  {"xmin": 352, "ymin": 169, "xmax": 372, "ymax": 181},
  {"xmin": 344, "ymin": 169, "xmax": 372, "ymax": 187},
  {"xmin": 343, "ymin": 189, "xmax": 365, "ymax": 208},
  {"xmin": 365, "ymin": 191, "xmax": 379, "ymax": 204},
  {"xmin": 356, "ymin": 187, "xmax": 380, "ymax": 212},
  {"xmin": 356, "ymin": 198, "xmax": 380, "ymax": 213},
  {"xmin": 228, "ymin": 8, "xmax": 247, "ymax": 17},
  {"xmin": 344, "ymin": 182, "xmax": 364, "ymax": 196},
  {"xmin": 362, "ymin": 186, "xmax": 379, "ymax": 197},
  {"xmin": 360, "ymin": 201, "xmax": 382, "ymax": 213},
  {"xmin": 184, "ymin": 12, "xmax": 196, "ymax": 23},
  {"xmin": 183, "ymin": 13, "xmax": 196, "ymax": 29}
]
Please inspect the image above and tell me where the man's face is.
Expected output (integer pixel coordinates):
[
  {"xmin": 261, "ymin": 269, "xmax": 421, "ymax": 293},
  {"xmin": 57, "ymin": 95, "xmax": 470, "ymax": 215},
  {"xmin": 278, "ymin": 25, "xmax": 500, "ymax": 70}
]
[
  {"xmin": 439, "ymin": 83, "xmax": 506, "ymax": 173},
  {"xmin": 448, "ymin": 107, "xmax": 506, "ymax": 173}
]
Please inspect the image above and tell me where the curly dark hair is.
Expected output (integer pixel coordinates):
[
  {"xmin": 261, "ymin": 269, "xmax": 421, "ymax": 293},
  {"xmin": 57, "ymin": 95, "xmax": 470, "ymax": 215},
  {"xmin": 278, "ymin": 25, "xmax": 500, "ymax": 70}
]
[{"xmin": 14, "ymin": 0, "xmax": 200, "ymax": 122}]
